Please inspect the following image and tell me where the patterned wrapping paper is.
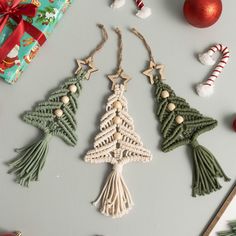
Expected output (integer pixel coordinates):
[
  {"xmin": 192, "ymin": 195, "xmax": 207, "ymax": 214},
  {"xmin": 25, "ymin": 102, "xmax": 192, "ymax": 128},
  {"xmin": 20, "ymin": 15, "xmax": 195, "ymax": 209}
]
[{"xmin": 0, "ymin": 0, "xmax": 72, "ymax": 84}]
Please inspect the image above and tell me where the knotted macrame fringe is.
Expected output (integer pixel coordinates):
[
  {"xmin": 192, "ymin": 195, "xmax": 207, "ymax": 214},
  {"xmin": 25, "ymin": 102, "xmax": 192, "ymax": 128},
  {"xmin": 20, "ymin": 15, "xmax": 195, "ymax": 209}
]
[
  {"xmin": 93, "ymin": 164, "xmax": 134, "ymax": 218},
  {"xmin": 191, "ymin": 140, "xmax": 230, "ymax": 197},
  {"xmin": 8, "ymin": 134, "xmax": 51, "ymax": 187}
]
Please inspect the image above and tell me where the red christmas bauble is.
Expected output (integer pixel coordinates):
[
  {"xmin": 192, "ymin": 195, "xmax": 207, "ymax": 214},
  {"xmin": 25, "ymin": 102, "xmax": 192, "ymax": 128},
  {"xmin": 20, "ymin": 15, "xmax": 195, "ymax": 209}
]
[
  {"xmin": 232, "ymin": 118, "xmax": 236, "ymax": 132},
  {"xmin": 183, "ymin": 0, "xmax": 222, "ymax": 28},
  {"xmin": 0, "ymin": 234, "xmax": 16, "ymax": 236}
]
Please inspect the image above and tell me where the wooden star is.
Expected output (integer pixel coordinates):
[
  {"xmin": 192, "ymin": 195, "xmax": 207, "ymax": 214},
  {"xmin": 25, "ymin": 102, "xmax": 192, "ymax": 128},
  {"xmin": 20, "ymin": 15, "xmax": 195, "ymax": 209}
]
[
  {"xmin": 143, "ymin": 61, "xmax": 165, "ymax": 84},
  {"xmin": 75, "ymin": 57, "xmax": 98, "ymax": 80},
  {"xmin": 108, "ymin": 68, "xmax": 131, "ymax": 90}
]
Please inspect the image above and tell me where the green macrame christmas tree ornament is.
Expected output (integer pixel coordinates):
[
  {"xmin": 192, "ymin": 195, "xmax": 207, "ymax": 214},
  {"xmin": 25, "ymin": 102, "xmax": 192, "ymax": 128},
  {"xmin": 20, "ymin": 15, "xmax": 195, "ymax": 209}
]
[
  {"xmin": 154, "ymin": 79, "xmax": 230, "ymax": 197},
  {"xmin": 131, "ymin": 28, "xmax": 230, "ymax": 197},
  {"xmin": 8, "ymin": 24, "xmax": 108, "ymax": 187},
  {"xmin": 218, "ymin": 221, "xmax": 236, "ymax": 236}
]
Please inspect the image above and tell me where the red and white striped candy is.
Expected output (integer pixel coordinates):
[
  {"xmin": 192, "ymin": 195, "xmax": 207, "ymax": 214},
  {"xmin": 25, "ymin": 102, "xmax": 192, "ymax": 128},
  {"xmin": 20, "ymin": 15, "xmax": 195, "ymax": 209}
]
[
  {"xmin": 196, "ymin": 44, "xmax": 230, "ymax": 97},
  {"xmin": 136, "ymin": 0, "xmax": 144, "ymax": 9},
  {"xmin": 110, "ymin": 0, "xmax": 151, "ymax": 19},
  {"xmin": 135, "ymin": 0, "xmax": 152, "ymax": 19}
]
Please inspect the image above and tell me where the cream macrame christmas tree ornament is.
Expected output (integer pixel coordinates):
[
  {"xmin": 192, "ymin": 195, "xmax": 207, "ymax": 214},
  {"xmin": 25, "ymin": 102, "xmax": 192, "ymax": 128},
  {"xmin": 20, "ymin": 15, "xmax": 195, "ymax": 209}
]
[
  {"xmin": 8, "ymin": 24, "xmax": 108, "ymax": 187},
  {"xmin": 85, "ymin": 28, "xmax": 152, "ymax": 218}
]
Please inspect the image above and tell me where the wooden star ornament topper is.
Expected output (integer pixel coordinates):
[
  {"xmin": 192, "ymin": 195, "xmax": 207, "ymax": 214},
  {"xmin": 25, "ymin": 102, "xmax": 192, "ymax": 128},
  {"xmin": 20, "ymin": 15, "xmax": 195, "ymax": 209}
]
[
  {"xmin": 108, "ymin": 68, "xmax": 131, "ymax": 90},
  {"xmin": 143, "ymin": 60, "xmax": 165, "ymax": 84},
  {"xmin": 75, "ymin": 57, "xmax": 98, "ymax": 80}
]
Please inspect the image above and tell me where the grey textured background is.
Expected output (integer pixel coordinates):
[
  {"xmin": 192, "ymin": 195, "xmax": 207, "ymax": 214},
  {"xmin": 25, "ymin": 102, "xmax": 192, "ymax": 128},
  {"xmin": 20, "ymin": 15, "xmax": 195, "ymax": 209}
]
[{"xmin": 0, "ymin": 0, "xmax": 236, "ymax": 236}]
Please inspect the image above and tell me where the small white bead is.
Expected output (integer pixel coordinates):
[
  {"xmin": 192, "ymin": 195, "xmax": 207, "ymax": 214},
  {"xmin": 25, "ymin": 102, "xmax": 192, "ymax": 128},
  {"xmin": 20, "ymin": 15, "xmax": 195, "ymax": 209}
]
[
  {"xmin": 161, "ymin": 90, "xmax": 169, "ymax": 99},
  {"xmin": 69, "ymin": 84, "xmax": 77, "ymax": 93},
  {"xmin": 176, "ymin": 115, "xmax": 184, "ymax": 124},
  {"xmin": 61, "ymin": 96, "xmax": 70, "ymax": 104},
  {"xmin": 167, "ymin": 103, "xmax": 176, "ymax": 111},
  {"xmin": 113, "ymin": 116, "xmax": 122, "ymax": 125},
  {"xmin": 113, "ymin": 101, "xmax": 122, "ymax": 111},
  {"xmin": 114, "ymin": 132, "xmax": 122, "ymax": 140}
]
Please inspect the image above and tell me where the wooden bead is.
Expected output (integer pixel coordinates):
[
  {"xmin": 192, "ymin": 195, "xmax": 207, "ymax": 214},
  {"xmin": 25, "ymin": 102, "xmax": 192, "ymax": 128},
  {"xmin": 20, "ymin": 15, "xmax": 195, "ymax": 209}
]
[
  {"xmin": 167, "ymin": 103, "xmax": 176, "ymax": 111},
  {"xmin": 113, "ymin": 116, "xmax": 122, "ymax": 125},
  {"xmin": 114, "ymin": 132, "xmax": 122, "ymax": 140},
  {"xmin": 61, "ymin": 96, "xmax": 70, "ymax": 104},
  {"xmin": 68, "ymin": 84, "xmax": 77, "ymax": 93},
  {"xmin": 54, "ymin": 109, "xmax": 63, "ymax": 118},
  {"xmin": 176, "ymin": 115, "xmax": 184, "ymax": 124},
  {"xmin": 161, "ymin": 90, "xmax": 170, "ymax": 99},
  {"xmin": 113, "ymin": 101, "xmax": 122, "ymax": 111}
]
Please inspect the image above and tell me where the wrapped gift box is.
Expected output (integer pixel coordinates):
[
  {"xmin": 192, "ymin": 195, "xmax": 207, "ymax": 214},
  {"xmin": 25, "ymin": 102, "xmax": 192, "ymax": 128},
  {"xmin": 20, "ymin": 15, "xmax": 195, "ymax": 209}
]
[{"xmin": 0, "ymin": 0, "xmax": 72, "ymax": 84}]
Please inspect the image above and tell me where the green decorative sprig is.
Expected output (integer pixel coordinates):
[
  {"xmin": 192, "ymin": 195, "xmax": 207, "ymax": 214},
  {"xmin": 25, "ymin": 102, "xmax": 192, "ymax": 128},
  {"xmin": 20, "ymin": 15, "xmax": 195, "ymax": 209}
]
[{"xmin": 218, "ymin": 221, "xmax": 236, "ymax": 236}]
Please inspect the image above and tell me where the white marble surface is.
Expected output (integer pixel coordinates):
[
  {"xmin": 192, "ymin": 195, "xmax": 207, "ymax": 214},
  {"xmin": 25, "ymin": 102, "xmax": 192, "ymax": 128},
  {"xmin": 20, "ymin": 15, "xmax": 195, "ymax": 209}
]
[{"xmin": 1, "ymin": 0, "xmax": 236, "ymax": 236}]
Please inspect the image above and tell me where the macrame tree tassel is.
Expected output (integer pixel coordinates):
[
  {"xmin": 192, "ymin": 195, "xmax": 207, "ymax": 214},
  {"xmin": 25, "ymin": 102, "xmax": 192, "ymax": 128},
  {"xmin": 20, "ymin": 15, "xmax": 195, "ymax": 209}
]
[
  {"xmin": 191, "ymin": 140, "xmax": 230, "ymax": 197},
  {"xmin": 135, "ymin": 0, "xmax": 151, "ymax": 19},
  {"xmin": 8, "ymin": 24, "xmax": 108, "ymax": 187},
  {"xmin": 196, "ymin": 44, "xmax": 230, "ymax": 97},
  {"xmin": 8, "ymin": 134, "xmax": 51, "ymax": 186},
  {"xmin": 93, "ymin": 163, "xmax": 133, "ymax": 218}
]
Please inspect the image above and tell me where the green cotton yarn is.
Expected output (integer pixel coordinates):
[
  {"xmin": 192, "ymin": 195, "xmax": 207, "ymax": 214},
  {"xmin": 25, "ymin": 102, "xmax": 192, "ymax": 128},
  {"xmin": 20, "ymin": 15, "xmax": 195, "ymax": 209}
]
[
  {"xmin": 8, "ymin": 70, "xmax": 86, "ymax": 187},
  {"xmin": 154, "ymin": 78, "xmax": 230, "ymax": 197},
  {"xmin": 8, "ymin": 134, "xmax": 51, "ymax": 186},
  {"xmin": 23, "ymin": 71, "xmax": 85, "ymax": 146},
  {"xmin": 155, "ymin": 79, "xmax": 217, "ymax": 151},
  {"xmin": 191, "ymin": 140, "xmax": 229, "ymax": 196}
]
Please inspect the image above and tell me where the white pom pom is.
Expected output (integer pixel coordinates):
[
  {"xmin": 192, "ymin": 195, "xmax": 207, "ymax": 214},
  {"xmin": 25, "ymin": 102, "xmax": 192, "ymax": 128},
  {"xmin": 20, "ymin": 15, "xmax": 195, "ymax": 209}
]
[
  {"xmin": 111, "ymin": 0, "xmax": 125, "ymax": 9},
  {"xmin": 198, "ymin": 53, "xmax": 216, "ymax": 66},
  {"xmin": 196, "ymin": 83, "xmax": 215, "ymax": 97},
  {"xmin": 136, "ymin": 7, "xmax": 151, "ymax": 19}
]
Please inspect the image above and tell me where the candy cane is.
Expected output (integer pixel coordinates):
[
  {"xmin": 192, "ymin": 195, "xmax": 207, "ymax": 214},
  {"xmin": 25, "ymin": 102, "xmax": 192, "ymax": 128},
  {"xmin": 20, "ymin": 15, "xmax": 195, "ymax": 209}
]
[
  {"xmin": 135, "ymin": 0, "xmax": 152, "ymax": 19},
  {"xmin": 196, "ymin": 44, "xmax": 230, "ymax": 97},
  {"xmin": 111, "ymin": 0, "xmax": 126, "ymax": 9},
  {"xmin": 110, "ymin": 0, "xmax": 151, "ymax": 19}
]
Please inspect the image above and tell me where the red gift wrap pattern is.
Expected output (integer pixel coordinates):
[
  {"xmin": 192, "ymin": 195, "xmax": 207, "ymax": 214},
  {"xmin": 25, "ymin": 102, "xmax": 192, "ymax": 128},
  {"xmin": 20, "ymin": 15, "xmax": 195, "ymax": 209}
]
[{"xmin": 0, "ymin": 0, "xmax": 72, "ymax": 84}]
